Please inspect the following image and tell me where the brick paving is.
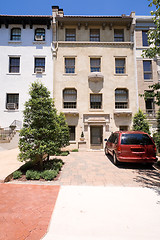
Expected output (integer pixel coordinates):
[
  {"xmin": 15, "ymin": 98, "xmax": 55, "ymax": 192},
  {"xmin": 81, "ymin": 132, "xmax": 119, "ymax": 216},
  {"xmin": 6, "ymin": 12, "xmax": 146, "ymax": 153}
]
[
  {"xmin": 55, "ymin": 151, "xmax": 160, "ymax": 189},
  {"xmin": 0, "ymin": 184, "xmax": 60, "ymax": 240},
  {"xmin": 1, "ymin": 151, "xmax": 160, "ymax": 240}
]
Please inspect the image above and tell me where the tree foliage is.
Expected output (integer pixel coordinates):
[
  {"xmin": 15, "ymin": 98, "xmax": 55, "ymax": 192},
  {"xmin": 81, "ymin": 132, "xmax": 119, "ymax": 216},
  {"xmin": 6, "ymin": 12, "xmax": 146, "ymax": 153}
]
[
  {"xmin": 18, "ymin": 81, "xmax": 69, "ymax": 166},
  {"xmin": 57, "ymin": 112, "xmax": 70, "ymax": 149},
  {"xmin": 142, "ymin": 0, "xmax": 160, "ymax": 58},
  {"xmin": 132, "ymin": 109, "xmax": 150, "ymax": 134}
]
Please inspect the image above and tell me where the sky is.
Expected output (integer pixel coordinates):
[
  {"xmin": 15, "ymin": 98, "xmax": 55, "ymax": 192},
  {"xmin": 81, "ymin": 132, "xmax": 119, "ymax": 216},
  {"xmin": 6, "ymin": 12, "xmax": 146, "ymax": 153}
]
[{"xmin": 0, "ymin": 0, "xmax": 154, "ymax": 16}]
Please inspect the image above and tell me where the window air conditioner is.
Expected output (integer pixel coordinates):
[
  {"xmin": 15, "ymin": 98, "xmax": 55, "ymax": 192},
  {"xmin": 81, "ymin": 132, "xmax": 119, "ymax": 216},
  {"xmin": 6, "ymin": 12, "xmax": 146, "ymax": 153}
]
[
  {"xmin": 35, "ymin": 35, "xmax": 43, "ymax": 41},
  {"xmin": 35, "ymin": 67, "xmax": 43, "ymax": 73},
  {"xmin": 7, "ymin": 103, "xmax": 16, "ymax": 110}
]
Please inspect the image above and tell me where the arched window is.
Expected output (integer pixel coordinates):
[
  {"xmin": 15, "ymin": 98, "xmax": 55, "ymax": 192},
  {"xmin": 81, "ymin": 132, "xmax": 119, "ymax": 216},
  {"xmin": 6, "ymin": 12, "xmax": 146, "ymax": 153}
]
[
  {"xmin": 115, "ymin": 89, "xmax": 128, "ymax": 109},
  {"xmin": 63, "ymin": 89, "xmax": 77, "ymax": 108},
  {"xmin": 35, "ymin": 28, "xmax": 45, "ymax": 41},
  {"xmin": 11, "ymin": 28, "xmax": 21, "ymax": 41}
]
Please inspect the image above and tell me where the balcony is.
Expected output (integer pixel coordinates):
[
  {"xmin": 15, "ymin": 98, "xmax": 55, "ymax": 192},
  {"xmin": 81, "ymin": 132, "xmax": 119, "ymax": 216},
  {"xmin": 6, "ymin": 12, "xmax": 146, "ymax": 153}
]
[
  {"xmin": 88, "ymin": 72, "xmax": 104, "ymax": 82},
  {"xmin": 144, "ymin": 109, "xmax": 157, "ymax": 119},
  {"xmin": 114, "ymin": 103, "xmax": 132, "ymax": 116}
]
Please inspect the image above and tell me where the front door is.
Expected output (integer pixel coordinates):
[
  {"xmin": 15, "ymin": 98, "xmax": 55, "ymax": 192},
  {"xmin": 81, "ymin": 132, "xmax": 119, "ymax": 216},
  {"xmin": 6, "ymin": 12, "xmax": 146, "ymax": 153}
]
[{"xmin": 90, "ymin": 126, "xmax": 103, "ymax": 149}]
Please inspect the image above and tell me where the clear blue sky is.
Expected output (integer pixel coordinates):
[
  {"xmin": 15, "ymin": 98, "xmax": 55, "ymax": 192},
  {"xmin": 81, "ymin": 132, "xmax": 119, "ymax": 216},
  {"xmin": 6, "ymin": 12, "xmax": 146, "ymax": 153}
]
[{"xmin": 0, "ymin": 0, "xmax": 154, "ymax": 16}]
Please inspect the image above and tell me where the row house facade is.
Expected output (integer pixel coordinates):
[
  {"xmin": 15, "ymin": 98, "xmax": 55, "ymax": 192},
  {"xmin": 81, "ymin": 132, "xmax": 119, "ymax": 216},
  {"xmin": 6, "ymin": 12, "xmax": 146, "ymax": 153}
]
[
  {"xmin": 0, "ymin": 6, "xmax": 159, "ymax": 150},
  {"xmin": 52, "ymin": 7, "xmax": 137, "ymax": 150},
  {"xmin": 135, "ymin": 16, "xmax": 160, "ymax": 135},
  {"xmin": 0, "ymin": 15, "xmax": 53, "ymax": 129}
]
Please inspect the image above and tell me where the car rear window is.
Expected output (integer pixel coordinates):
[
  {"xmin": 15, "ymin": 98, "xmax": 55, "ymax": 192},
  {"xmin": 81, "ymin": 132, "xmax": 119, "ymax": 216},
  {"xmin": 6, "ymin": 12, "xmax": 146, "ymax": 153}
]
[{"xmin": 121, "ymin": 134, "xmax": 154, "ymax": 145}]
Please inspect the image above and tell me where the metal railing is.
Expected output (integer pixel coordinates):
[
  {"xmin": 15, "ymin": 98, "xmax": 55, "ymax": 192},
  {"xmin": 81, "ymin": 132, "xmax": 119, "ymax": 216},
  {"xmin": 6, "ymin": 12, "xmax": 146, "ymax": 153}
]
[
  {"xmin": 0, "ymin": 120, "xmax": 22, "ymax": 141},
  {"xmin": 143, "ymin": 109, "xmax": 157, "ymax": 119}
]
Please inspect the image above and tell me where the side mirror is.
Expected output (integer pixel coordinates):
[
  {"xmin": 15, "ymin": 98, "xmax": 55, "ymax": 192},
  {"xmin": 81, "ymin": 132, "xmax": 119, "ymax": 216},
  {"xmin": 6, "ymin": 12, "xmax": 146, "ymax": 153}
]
[{"xmin": 104, "ymin": 138, "xmax": 107, "ymax": 141}]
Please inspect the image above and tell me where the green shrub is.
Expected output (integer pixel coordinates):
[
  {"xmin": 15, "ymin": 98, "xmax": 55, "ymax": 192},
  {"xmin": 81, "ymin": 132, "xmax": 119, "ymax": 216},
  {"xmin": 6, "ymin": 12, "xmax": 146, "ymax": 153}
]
[
  {"xmin": 71, "ymin": 149, "xmax": 78, "ymax": 152},
  {"xmin": 26, "ymin": 170, "xmax": 41, "ymax": 180},
  {"xmin": 60, "ymin": 151, "xmax": 69, "ymax": 156},
  {"xmin": 20, "ymin": 161, "xmax": 33, "ymax": 171},
  {"xmin": 13, "ymin": 170, "xmax": 22, "ymax": 179},
  {"xmin": 41, "ymin": 170, "xmax": 57, "ymax": 181}
]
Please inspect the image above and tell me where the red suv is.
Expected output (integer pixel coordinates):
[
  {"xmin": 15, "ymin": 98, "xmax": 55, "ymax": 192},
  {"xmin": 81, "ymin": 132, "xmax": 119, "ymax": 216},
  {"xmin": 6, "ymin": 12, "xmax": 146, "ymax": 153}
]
[{"xmin": 105, "ymin": 131, "xmax": 157, "ymax": 165}]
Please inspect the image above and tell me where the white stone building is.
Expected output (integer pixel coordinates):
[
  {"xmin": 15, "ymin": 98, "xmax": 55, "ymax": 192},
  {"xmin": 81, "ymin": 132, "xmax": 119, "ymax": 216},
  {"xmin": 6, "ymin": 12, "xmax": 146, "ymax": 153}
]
[{"xmin": 0, "ymin": 15, "xmax": 53, "ymax": 129}]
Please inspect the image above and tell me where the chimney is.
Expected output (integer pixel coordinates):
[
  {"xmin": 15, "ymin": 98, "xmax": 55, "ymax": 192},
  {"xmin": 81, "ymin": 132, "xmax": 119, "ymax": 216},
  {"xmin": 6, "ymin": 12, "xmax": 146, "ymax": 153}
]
[{"xmin": 52, "ymin": 6, "xmax": 64, "ymax": 19}]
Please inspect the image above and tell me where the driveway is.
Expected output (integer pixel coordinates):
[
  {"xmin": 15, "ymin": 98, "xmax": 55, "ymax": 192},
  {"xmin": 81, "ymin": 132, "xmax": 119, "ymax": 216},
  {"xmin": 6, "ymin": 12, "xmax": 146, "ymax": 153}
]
[{"xmin": 55, "ymin": 151, "xmax": 160, "ymax": 190}]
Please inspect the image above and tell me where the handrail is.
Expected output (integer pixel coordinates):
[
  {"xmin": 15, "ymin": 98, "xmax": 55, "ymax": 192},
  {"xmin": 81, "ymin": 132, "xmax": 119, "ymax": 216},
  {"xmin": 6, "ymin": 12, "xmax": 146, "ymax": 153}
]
[{"xmin": 0, "ymin": 120, "xmax": 22, "ymax": 141}]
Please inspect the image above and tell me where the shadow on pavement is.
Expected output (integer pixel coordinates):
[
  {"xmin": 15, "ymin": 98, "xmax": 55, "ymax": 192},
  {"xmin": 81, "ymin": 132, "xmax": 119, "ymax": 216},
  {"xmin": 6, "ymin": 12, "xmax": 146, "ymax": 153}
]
[{"xmin": 106, "ymin": 153, "xmax": 160, "ymax": 196}]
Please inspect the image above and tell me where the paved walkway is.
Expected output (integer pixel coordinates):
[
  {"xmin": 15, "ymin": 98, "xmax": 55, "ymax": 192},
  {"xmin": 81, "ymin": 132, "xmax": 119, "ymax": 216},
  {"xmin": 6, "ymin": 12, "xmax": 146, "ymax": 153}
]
[
  {"xmin": 0, "ymin": 150, "xmax": 160, "ymax": 240},
  {"xmin": 0, "ymin": 148, "xmax": 23, "ymax": 182},
  {"xmin": 0, "ymin": 184, "xmax": 59, "ymax": 240}
]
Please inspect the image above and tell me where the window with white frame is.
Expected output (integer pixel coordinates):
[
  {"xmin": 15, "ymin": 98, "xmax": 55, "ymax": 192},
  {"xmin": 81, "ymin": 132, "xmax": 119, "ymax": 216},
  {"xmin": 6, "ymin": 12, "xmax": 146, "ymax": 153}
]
[
  {"xmin": 9, "ymin": 57, "xmax": 20, "ymax": 73},
  {"xmin": 115, "ymin": 89, "xmax": 128, "ymax": 109},
  {"xmin": 63, "ymin": 89, "xmax": 77, "ymax": 108},
  {"xmin": 6, "ymin": 94, "xmax": 19, "ymax": 110},
  {"xmin": 11, "ymin": 28, "xmax": 21, "ymax": 41},
  {"xmin": 65, "ymin": 58, "xmax": 75, "ymax": 73},
  {"xmin": 90, "ymin": 94, "xmax": 102, "ymax": 109},
  {"xmin": 90, "ymin": 58, "xmax": 101, "ymax": 72},
  {"xmin": 34, "ymin": 58, "xmax": 45, "ymax": 73},
  {"xmin": 35, "ymin": 28, "xmax": 45, "ymax": 41}
]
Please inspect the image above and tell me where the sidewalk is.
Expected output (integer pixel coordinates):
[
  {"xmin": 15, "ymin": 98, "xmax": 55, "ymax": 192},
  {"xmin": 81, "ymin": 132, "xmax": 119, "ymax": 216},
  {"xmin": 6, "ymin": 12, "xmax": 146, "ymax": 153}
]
[
  {"xmin": 0, "ymin": 148, "xmax": 23, "ymax": 182},
  {"xmin": 42, "ymin": 185, "xmax": 160, "ymax": 240}
]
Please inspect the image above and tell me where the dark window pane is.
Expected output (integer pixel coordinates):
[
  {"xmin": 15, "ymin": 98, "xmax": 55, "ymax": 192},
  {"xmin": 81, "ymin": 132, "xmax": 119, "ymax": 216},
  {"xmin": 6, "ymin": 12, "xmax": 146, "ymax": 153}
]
[
  {"xmin": 9, "ymin": 58, "xmax": 20, "ymax": 73},
  {"xmin": 35, "ymin": 28, "xmax": 45, "ymax": 41},
  {"xmin": 65, "ymin": 29, "xmax": 76, "ymax": 41},
  {"xmin": 115, "ymin": 89, "xmax": 128, "ymax": 109},
  {"xmin": 90, "ymin": 58, "xmax": 101, "ymax": 72},
  {"xmin": 11, "ymin": 28, "xmax": 21, "ymax": 41},
  {"xmin": 65, "ymin": 58, "xmax": 75, "ymax": 73},
  {"xmin": 35, "ymin": 58, "xmax": 45, "ymax": 72},
  {"xmin": 69, "ymin": 126, "xmax": 75, "ymax": 141},
  {"xmin": 121, "ymin": 134, "xmax": 153, "ymax": 145},
  {"xmin": 63, "ymin": 89, "xmax": 77, "ymax": 108},
  {"xmin": 115, "ymin": 59, "xmax": 125, "ymax": 74},
  {"xmin": 6, "ymin": 94, "xmax": 19, "ymax": 109},
  {"xmin": 90, "ymin": 94, "xmax": 102, "ymax": 109},
  {"xmin": 142, "ymin": 31, "xmax": 148, "ymax": 46},
  {"xmin": 90, "ymin": 29, "xmax": 100, "ymax": 41},
  {"xmin": 114, "ymin": 29, "xmax": 124, "ymax": 42},
  {"xmin": 143, "ymin": 61, "xmax": 152, "ymax": 79}
]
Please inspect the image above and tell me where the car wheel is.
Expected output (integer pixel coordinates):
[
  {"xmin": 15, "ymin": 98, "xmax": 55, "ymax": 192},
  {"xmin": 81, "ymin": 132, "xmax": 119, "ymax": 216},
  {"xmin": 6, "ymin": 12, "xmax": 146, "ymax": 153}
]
[
  {"xmin": 105, "ymin": 147, "xmax": 109, "ymax": 155},
  {"xmin": 113, "ymin": 153, "xmax": 119, "ymax": 166}
]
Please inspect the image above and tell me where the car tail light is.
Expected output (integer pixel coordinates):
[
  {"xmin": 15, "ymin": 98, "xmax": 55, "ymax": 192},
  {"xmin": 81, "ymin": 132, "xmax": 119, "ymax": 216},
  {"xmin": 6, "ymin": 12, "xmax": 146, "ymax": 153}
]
[{"xmin": 117, "ymin": 145, "xmax": 121, "ymax": 154}]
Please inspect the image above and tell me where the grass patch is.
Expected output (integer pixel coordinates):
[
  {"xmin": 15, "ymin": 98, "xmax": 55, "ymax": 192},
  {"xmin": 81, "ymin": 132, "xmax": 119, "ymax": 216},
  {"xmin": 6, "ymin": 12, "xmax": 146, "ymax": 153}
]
[{"xmin": 71, "ymin": 149, "xmax": 78, "ymax": 152}]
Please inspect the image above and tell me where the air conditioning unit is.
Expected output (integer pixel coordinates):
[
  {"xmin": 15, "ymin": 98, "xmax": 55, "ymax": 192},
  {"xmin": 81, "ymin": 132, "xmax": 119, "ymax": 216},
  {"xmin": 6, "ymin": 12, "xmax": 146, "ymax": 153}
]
[
  {"xmin": 35, "ymin": 67, "xmax": 44, "ymax": 73},
  {"xmin": 35, "ymin": 35, "xmax": 43, "ymax": 41},
  {"xmin": 7, "ymin": 103, "xmax": 16, "ymax": 110}
]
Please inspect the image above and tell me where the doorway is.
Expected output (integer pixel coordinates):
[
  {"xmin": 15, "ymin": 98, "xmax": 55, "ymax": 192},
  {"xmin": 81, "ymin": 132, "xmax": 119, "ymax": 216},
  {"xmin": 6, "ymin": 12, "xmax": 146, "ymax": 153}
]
[{"xmin": 90, "ymin": 126, "xmax": 103, "ymax": 149}]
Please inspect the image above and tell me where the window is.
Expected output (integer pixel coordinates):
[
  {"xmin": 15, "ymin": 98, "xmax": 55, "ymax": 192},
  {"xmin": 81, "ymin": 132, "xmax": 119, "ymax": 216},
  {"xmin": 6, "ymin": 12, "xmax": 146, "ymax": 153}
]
[
  {"xmin": 142, "ymin": 31, "xmax": 148, "ymax": 46},
  {"xmin": 114, "ymin": 29, "xmax": 124, "ymax": 42},
  {"xmin": 115, "ymin": 58, "xmax": 125, "ymax": 74},
  {"xmin": 145, "ymin": 91, "xmax": 154, "ymax": 114},
  {"xmin": 11, "ymin": 28, "xmax": 21, "ymax": 41},
  {"xmin": 65, "ymin": 29, "xmax": 76, "ymax": 41},
  {"xmin": 90, "ymin": 94, "xmax": 102, "ymax": 109},
  {"xmin": 6, "ymin": 94, "xmax": 19, "ymax": 110},
  {"xmin": 35, "ymin": 28, "xmax": 45, "ymax": 41},
  {"xmin": 69, "ymin": 126, "xmax": 75, "ymax": 141},
  {"xmin": 63, "ymin": 89, "xmax": 77, "ymax": 108},
  {"xmin": 143, "ymin": 60, "xmax": 152, "ymax": 80},
  {"xmin": 119, "ymin": 126, "xmax": 128, "ymax": 131},
  {"xmin": 65, "ymin": 58, "xmax": 75, "ymax": 73},
  {"xmin": 90, "ymin": 29, "xmax": 100, "ymax": 41},
  {"xmin": 90, "ymin": 58, "xmax": 101, "ymax": 72},
  {"xmin": 115, "ymin": 89, "xmax": 128, "ymax": 109},
  {"xmin": 9, "ymin": 57, "xmax": 20, "ymax": 73},
  {"xmin": 34, "ymin": 58, "xmax": 45, "ymax": 73}
]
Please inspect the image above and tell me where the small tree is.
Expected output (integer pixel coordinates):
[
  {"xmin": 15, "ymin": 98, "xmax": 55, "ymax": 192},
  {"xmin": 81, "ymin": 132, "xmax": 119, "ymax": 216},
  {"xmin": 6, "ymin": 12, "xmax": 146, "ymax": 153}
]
[
  {"xmin": 19, "ymin": 81, "xmax": 60, "ymax": 168},
  {"xmin": 153, "ymin": 108, "xmax": 160, "ymax": 152},
  {"xmin": 132, "ymin": 109, "xmax": 150, "ymax": 135},
  {"xmin": 57, "ymin": 112, "xmax": 70, "ymax": 149}
]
